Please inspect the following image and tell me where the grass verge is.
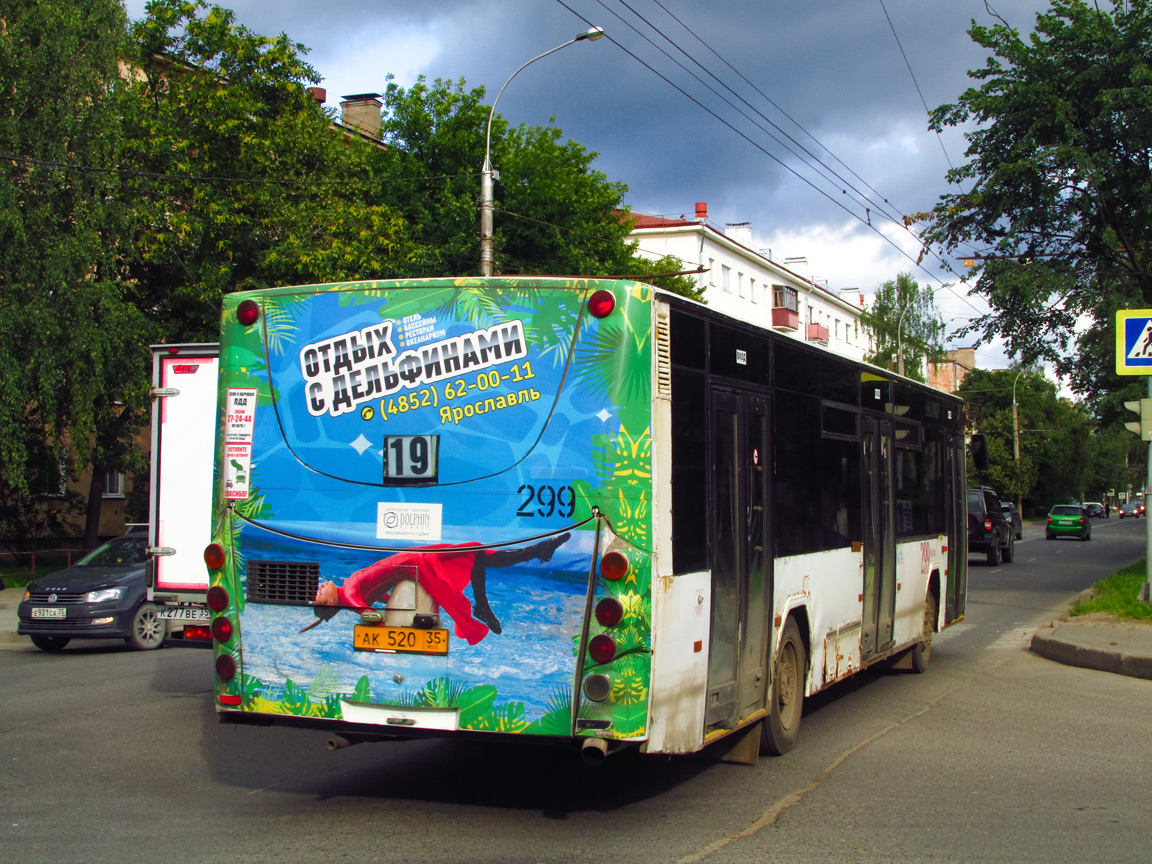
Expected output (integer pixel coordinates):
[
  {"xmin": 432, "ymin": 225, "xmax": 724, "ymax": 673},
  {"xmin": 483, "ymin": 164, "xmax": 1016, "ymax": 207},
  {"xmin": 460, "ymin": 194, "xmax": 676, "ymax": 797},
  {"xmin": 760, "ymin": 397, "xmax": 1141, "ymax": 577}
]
[
  {"xmin": 1071, "ymin": 560, "xmax": 1152, "ymax": 621},
  {"xmin": 1, "ymin": 566, "xmax": 34, "ymax": 591}
]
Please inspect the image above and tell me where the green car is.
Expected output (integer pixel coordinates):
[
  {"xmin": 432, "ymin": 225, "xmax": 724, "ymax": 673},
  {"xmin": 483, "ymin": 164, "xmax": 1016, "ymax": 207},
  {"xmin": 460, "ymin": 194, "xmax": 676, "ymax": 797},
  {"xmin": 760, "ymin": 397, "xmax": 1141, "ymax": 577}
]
[{"xmin": 1046, "ymin": 505, "xmax": 1091, "ymax": 541}]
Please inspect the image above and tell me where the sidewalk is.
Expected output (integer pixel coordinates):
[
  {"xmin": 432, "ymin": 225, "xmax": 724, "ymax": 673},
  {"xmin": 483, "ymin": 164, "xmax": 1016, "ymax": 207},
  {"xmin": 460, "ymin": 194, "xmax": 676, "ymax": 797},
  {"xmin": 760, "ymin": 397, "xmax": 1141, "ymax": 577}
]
[
  {"xmin": 0, "ymin": 590, "xmax": 26, "ymax": 648},
  {"xmin": 1029, "ymin": 611, "xmax": 1152, "ymax": 680}
]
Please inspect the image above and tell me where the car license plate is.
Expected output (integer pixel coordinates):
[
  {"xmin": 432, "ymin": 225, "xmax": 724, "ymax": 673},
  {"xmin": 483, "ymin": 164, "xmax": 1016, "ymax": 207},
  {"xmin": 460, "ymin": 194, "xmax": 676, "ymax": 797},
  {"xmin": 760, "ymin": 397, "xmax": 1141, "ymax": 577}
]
[
  {"xmin": 353, "ymin": 624, "xmax": 448, "ymax": 655},
  {"xmin": 31, "ymin": 607, "xmax": 66, "ymax": 619},
  {"xmin": 157, "ymin": 606, "xmax": 209, "ymax": 621}
]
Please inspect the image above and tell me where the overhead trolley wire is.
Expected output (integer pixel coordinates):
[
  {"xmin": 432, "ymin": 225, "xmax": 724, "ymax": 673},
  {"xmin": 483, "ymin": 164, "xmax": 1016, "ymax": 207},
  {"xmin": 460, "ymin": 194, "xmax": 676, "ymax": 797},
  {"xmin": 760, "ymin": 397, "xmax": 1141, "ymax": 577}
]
[
  {"xmin": 553, "ymin": 0, "xmax": 984, "ymax": 310},
  {"xmin": 587, "ymin": 0, "xmax": 909, "ymax": 234},
  {"xmin": 646, "ymin": 0, "xmax": 909, "ymax": 230}
]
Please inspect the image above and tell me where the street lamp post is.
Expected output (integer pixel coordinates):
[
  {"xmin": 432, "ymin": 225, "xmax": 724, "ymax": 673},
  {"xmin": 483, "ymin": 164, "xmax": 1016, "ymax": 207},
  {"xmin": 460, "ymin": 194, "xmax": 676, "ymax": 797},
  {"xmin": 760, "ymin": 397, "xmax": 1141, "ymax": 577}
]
[
  {"xmin": 1012, "ymin": 367, "xmax": 1025, "ymax": 512},
  {"xmin": 479, "ymin": 26, "xmax": 605, "ymax": 277}
]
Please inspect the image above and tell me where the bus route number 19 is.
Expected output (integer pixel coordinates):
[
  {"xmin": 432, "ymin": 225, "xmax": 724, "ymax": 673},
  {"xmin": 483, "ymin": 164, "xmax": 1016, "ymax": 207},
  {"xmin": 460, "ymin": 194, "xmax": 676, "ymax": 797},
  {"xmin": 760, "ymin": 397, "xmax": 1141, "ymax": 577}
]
[{"xmin": 517, "ymin": 484, "xmax": 576, "ymax": 518}]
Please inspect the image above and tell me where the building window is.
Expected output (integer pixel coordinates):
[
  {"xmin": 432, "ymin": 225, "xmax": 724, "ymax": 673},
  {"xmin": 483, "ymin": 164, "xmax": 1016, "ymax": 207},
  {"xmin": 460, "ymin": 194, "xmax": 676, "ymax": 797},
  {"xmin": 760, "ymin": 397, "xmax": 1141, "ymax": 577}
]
[
  {"xmin": 835, "ymin": 318, "xmax": 841, "ymax": 339},
  {"xmin": 721, "ymin": 264, "xmax": 731, "ymax": 292},
  {"xmin": 34, "ymin": 459, "xmax": 67, "ymax": 498},
  {"xmin": 103, "ymin": 471, "xmax": 125, "ymax": 498},
  {"xmin": 737, "ymin": 272, "xmax": 745, "ymax": 298},
  {"xmin": 750, "ymin": 278, "xmax": 757, "ymax": 304},
  {"xmin": 708, "ymin": 258, "xmax": 716, "ymax": 286},
  {"xmin": 773, "ymin": 284, "xmax": 799, "ymax": 313}
]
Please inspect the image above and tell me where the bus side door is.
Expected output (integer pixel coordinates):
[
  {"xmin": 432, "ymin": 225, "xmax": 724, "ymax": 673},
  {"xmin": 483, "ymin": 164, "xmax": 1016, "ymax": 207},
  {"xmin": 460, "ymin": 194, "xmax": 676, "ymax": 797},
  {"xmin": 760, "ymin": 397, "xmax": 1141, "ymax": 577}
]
[{"xmin": 706, "ymin": 389, "xmax": 772, "ymax": 729}]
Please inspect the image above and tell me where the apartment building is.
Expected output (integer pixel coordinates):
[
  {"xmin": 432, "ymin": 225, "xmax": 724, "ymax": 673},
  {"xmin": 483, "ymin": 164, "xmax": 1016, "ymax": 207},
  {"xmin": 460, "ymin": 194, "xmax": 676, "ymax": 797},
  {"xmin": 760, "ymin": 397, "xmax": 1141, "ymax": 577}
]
[{"xmin": 629, "ymin": 203, "xmax": 870, "ymax": 362}]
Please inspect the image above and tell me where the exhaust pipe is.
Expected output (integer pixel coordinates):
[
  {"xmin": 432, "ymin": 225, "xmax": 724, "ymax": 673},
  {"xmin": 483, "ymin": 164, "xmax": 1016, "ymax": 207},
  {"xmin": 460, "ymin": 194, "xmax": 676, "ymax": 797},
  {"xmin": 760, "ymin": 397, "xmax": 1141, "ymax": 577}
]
[
  {"xmin": 580, "ymin": 737, "xmax": 609, "ymax": 767},
  {"xmin": 327, "ymin": 734, "xmax": 357, "ymax": 751}
]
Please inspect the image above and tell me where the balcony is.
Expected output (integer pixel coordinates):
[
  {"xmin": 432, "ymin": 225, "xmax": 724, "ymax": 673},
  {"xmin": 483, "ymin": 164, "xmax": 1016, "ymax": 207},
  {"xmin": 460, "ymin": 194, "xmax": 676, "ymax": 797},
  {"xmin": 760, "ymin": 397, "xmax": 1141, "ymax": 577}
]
[
  {"xmin": 807, "ymin": 323, "xmax": 829, "ymax": 344},
  {"xmin": 771, "ymin": 308, "xmax": 799, "ymax": 331}
]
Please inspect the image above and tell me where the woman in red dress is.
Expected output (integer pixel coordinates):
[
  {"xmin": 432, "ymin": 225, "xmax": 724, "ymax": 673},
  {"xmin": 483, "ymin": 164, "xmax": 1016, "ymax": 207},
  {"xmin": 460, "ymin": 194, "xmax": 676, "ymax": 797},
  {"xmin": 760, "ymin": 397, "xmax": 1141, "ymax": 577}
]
[{"xmin": 302, "ymin": 532, "xmax": 570, "ymax": 645}]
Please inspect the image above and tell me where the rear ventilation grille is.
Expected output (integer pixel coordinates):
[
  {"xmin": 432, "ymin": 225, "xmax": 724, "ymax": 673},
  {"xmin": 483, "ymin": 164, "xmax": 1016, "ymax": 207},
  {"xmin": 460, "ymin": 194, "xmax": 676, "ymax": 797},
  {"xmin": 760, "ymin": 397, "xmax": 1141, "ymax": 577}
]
[
  {"xmin": 655, "ymin": 302, "xmax": 671, "ymax": 399},
  {"xmin": 247, "ymin": 560, "xmax": 320, "ymax": 605}
]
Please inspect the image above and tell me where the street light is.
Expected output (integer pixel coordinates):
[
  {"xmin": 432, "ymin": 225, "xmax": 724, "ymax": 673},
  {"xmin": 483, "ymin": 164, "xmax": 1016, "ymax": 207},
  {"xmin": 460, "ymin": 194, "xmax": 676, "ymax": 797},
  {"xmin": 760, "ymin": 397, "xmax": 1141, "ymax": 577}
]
[{"xmin": 479, "ymin": 26, "xmax": 605, "ymax": 277}]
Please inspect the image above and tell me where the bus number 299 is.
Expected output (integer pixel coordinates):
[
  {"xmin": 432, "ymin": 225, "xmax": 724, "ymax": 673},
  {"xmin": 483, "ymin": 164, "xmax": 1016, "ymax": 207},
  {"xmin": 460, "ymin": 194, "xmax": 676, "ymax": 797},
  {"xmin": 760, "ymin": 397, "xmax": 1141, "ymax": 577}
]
[{"xmin": 517, "ymin": 484, "xmax": 576, "ymax": 518}]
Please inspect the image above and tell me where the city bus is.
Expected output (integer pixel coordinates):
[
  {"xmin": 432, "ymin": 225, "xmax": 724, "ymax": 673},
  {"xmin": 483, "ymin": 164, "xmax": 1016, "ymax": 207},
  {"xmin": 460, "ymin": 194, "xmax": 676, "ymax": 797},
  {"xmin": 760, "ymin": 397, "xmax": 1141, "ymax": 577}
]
[{"xmin": 204, "ymin": 276, "xmax": 969, "ymax": 764}]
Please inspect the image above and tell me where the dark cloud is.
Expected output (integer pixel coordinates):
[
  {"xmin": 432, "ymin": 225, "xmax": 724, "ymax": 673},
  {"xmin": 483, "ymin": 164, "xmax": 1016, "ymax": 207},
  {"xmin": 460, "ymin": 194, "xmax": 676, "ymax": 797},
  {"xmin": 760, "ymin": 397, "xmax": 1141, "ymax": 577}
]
[{"xmin": 122, "ymin": 0, "xmax": 1054, "ymax": 293}]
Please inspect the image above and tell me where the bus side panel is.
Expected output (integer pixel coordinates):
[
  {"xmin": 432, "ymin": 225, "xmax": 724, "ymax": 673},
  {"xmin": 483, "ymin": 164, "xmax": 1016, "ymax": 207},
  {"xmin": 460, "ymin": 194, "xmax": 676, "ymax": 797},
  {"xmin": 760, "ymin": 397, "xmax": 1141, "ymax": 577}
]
[
  {"xmin": 773, "ymin": 548, "xmax": 862, "ymax": 694},
  {"xmin": 646, "ymin": 569, "xmax": 712, "ymax": 753},
  {"xmin": 890, "ymin": 536, "xmax": 947, "ymax": 649},
  {"xmin": 209, "ymin": 279, "xmax": 654, "ymax": 744}
]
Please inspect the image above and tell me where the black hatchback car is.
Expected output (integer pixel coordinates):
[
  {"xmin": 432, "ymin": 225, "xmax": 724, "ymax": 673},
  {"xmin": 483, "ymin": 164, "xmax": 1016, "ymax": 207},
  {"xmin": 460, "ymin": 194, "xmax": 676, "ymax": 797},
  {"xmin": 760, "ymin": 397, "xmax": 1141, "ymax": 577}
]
[
  {"xmin": 17, "ymin": 533, "xmax": 166, "ymax": 652},
  {"xmin": 968, "ymin": 487, "xmax": 1014, "ymax": 566}
]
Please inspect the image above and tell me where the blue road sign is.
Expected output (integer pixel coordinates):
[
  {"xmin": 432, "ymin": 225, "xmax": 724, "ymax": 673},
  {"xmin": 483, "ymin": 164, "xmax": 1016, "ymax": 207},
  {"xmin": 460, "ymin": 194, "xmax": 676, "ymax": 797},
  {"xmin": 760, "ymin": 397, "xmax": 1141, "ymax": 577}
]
[{"xmin": 1116, "ymin": 310, "xmax": 1152, "ymax": 375}]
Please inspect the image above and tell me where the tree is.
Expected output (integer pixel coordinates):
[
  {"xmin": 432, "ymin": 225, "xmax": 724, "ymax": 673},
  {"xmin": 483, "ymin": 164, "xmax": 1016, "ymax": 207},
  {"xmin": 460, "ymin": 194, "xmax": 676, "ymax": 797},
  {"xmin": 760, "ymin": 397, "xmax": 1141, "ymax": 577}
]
[
  {"xmin": 373, "ymin": 76, "xmax": 702, "ymax": 298},
  {"xmin": 925, "ymin": 1, "xmax": 1152, "ymax": 398},
  {"xmin": 859, "ymin": 273, "xmax": 946, "ymax": 382},
  {"xmin": 0, "ymin": 0, "xmax": 154, "ymax": 550},
  {"xmin": 960, "ymin": 367, "xmax": 1097, "ymax": 512},
  {"xmin": 121, "ymin": 0, "xmax": 393, "ymax": 343}
]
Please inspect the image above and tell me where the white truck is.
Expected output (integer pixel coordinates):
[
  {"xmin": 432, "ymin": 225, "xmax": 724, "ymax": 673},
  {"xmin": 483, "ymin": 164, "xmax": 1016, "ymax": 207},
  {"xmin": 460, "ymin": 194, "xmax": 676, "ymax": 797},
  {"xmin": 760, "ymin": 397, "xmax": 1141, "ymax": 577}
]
[{"xmin": 146, "ymin": 343, "xmax": 218, "ymax": 641}]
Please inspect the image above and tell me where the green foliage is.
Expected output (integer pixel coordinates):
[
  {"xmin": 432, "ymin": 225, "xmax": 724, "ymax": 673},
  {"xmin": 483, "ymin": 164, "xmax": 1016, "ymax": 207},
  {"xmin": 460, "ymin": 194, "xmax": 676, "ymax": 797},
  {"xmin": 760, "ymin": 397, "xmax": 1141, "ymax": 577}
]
[
  {"xmin": 1071, "ymin": 560, "xmax": 1152, "ymax": 620},
  {"xmin": 960, "ymin": 367, "xmax": 1104, "ymax": 512},
  {"xmin": 121, "ymin": 0, "xmax": 374, "ymax": 341},
  {"xmin": 859, "ymin": 273, "xmax": 946, "ymax": 383},
  {"xmin": 926, "ymin": 1, "xmax": 1152, "ymax": 399},
  {"xmin": 351, "ymin": 675, "xmax": 372, "ymax": 703},
  {"xmin": 0, "ymin": 0, "xmax": 154, "ymax": 545}
]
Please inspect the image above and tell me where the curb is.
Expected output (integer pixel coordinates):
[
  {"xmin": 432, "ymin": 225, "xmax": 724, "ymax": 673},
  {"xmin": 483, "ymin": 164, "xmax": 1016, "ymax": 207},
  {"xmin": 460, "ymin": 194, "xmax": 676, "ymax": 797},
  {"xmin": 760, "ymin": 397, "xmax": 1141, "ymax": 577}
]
[{"xmin": 1029, "ymin": 630, "xmax": 1152, "ymax": 680}]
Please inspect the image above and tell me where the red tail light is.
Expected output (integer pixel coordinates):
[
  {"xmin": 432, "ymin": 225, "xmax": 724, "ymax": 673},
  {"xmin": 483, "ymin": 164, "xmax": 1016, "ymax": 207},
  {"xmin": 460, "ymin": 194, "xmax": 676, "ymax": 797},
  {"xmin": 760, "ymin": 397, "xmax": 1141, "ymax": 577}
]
[
  {"xmin": 589, "ymin": 634, "xmax": 616, "ymax": 664},
  {"xmin": 601, "ymin": 551, "xmax": 629, "ymax": 581},
  {"xmin": 204, "ymin": 544, "xmax": 226, "ymax": 570},
  {"xmin": 1047, "ymin": 516, "xmax": 1053, "ymax": 525},
  {"xmin": 1079, "ymin": 517, "xmax": 1087, "ymax": 526},
  {"xmin": 588, "ymin": 289, "xmax": 615, "ymax": 318},
  {"xmin": 182, "ymin": 624, "xmax": 211, "ymax": 641},
  {"xmin": 206, "ymin": 585, "xmax": 229, "ymax": 613},
  {"xmin": 984, "ymin": 519, "xmax": 992, "ymax": 531},
  {"xmin": 215, "ymin": 654, "xmax": 237, "ymax": 681},
  {"xmin": 211, "ymin": 617, "xmax": 233, "ymax": 643},
  {"xmin": 237, "ymin": 299, "xmax": 260, "ymax": 326},
  {"xmin": 595, "ymin": 598, "xmax": 624, "ymax": 627}
]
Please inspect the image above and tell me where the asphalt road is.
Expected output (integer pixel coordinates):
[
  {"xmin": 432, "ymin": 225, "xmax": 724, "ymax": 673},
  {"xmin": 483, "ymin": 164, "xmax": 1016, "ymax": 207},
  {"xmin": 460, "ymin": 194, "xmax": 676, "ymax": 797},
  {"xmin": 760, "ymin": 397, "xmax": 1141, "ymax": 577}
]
[{"xmin": 2, "ymin": 516, "xmax": 1150, "ymax": 864}]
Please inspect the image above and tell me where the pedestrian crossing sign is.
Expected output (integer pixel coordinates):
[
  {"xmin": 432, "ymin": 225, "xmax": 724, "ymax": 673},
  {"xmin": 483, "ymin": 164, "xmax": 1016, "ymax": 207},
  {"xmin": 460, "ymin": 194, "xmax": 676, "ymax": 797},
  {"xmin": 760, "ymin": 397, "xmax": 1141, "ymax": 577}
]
[{"xmin": 1116, "ymin": 310, "xmax": 1152, "ymax": 375}]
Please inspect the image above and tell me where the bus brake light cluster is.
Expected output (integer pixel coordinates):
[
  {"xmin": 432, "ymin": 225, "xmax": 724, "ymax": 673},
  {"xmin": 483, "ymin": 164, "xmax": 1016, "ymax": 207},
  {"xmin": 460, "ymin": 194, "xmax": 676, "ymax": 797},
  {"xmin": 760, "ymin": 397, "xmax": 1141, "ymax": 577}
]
[{"xmin": 583, "ymin": 551, "xmax": 631, "ymax": 696}]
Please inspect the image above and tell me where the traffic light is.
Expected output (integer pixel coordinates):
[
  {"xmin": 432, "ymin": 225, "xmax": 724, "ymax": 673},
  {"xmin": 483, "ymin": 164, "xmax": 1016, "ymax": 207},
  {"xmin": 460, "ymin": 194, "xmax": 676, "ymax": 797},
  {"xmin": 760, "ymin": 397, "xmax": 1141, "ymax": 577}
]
[{"xmin": 1123, "ymin": 399, "xmax": 1152, "ymax": 440}]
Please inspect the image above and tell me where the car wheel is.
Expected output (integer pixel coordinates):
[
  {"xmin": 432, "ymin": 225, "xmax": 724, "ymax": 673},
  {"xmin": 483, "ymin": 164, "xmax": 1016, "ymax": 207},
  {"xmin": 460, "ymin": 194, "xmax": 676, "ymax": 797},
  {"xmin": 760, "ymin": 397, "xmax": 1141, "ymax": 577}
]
[
  {"xmin": 1046, "ymin": 533, "xmax": 1055, "ymax": 540},
  {"xmin": 909, "ymin": 592, "xmax": 937, "ymax": 674},
  {"xmin": 986, "ymin": 537, "xmax": 1002, "ymax": 566},
  {"xmin": 1002, "ymin": 532, "xmax": 1015, "ymax": 563},
  {"xmin": 125, "ymin": 602, "xmax": 167, "ymax": 651},
  {"xmin": 30, "ymin": 635, "xmax": 70, "ymax": 652},
  {"xmin": 760, "ymin": 617, "xmax": 806, "ymax": 756}
]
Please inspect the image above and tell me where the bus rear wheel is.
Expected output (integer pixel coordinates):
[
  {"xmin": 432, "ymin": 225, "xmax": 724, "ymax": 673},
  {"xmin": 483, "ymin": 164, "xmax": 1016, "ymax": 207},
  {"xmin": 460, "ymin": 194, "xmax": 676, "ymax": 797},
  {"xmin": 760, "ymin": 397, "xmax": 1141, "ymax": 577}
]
[
  {"xmin": 909, "ymin": 593, "xmax": 937, "ymax": 674},
  {"xmin": 760, "ymin": 617, "xmax": 805, "ymax": 756}
]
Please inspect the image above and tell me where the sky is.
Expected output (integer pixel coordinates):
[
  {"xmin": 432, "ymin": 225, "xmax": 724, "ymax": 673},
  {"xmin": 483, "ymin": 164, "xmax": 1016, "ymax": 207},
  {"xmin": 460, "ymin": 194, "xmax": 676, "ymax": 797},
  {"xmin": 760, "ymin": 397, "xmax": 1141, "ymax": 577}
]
[{"xmin": 122, "ymin": 0, "xmax": 1060, "ymax": 372}]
